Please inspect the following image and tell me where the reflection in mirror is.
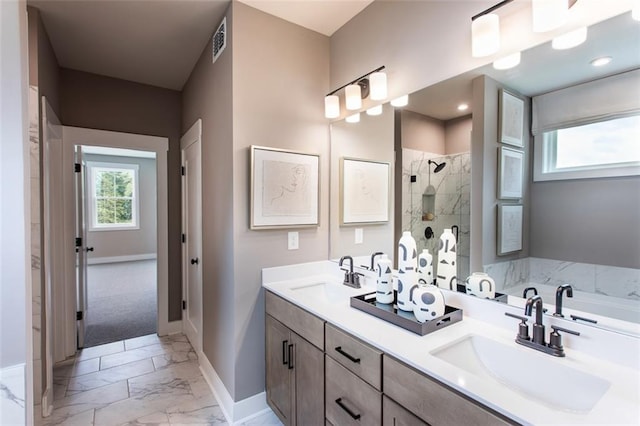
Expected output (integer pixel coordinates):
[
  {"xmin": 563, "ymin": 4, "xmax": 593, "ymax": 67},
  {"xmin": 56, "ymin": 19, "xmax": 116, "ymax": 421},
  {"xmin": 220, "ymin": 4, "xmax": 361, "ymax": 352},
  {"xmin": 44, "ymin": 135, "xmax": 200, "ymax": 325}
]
[{"xmin": 328, "ymin": 10, "xmax": 640, "ymax": 336}]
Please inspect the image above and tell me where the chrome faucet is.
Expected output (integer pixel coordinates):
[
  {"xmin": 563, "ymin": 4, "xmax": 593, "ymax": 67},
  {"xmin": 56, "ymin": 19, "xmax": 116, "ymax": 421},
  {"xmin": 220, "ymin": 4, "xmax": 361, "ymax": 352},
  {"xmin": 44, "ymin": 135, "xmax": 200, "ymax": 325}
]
[
  {"xmin": 505, "ymin": 294, "xmax": 580, "ymax": 357},
  {"xmin": 339, "ymin": 255, "xmax": 361, "ymax": 288},
  {"xmin": 525, "ymin": 295, "xmax": 546, "ymax": 345},
  {"xmin": 554, "ymin": 284, "xmax": 573, "ymax": 317}
]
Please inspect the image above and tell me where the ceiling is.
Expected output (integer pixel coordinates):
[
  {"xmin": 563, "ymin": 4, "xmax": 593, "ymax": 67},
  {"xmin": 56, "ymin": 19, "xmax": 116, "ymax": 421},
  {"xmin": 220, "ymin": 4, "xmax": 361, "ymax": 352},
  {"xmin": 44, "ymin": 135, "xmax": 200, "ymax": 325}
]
[
  {"xmin": 407, "ymin": 10, "xmax": 640, "ymax": 121},
  {"xmin": 28, "ymin": 0, "xmax": 374, "ymax": 91}
]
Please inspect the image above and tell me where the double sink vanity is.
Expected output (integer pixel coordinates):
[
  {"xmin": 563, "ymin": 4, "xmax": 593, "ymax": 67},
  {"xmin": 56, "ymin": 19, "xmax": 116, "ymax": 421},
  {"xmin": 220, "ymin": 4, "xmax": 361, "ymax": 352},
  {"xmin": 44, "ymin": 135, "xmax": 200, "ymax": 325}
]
[{"xmin": 262, "ymin": 260, "xmax": 640, "ymax": 425}]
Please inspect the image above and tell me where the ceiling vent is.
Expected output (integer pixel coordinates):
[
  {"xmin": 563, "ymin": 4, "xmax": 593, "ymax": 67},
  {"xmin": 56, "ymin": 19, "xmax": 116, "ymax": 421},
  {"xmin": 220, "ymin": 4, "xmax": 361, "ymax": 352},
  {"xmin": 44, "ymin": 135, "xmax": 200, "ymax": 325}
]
[{"xmin": 212, "ymin": 17, "xmax": 227, "ymax": 64}]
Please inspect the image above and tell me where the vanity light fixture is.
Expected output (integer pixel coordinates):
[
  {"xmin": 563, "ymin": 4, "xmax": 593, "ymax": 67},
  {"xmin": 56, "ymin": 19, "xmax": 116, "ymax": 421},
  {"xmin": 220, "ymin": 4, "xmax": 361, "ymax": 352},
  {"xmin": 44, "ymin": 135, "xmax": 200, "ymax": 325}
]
[
  {"xmin": 493, "ymin": 52, "xmax": 521, "ymax": 70},
  {"xmin": 346, "ymin": 113, "xmax": 360, "ymax": 123},
  {"xmin": 532, "ymin": 0, "xmax": 569, "ymax": 33},
  {"xmin": 366, "ymin": 105, "xmax": 383, "ymax": 116},
  {"xmin": 633, "ymin": 1, "xmax": 640, "ymax": 21},
  {"xmin": 324, "ymin": 65, "xmax": 387, "ymax": 119},
  {"xmin": 590, "ymin": 56, "xmax": 612, "ymax": 67},
  {"xmin": 552, "ymin": 27, "xmax": 587, "ymax": 50},
  {"xmin": 471, "ymin": 0, "xmax": 513, "ymax": 58},
  {"xmin": 391, "ymin": 95, "xmax": 409, "ymax": 107}
]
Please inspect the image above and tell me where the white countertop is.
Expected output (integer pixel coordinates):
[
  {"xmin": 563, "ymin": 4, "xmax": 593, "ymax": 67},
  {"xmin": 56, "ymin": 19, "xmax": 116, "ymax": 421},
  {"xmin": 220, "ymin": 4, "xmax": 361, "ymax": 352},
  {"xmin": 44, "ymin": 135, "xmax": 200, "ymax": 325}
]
[{"xmin": 262, "ymin": 261, "xmax": 640, "ymax": 425}]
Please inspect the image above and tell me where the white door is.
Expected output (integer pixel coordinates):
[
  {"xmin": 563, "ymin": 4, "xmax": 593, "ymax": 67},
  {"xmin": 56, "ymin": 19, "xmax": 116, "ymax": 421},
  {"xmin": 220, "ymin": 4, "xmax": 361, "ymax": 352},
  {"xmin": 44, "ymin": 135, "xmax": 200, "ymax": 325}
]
[
  {"xmin": 74, "ymin": 146, "xmax": 89, "ymax": 348},
  {"xmin": 181, "ymin": 120, "xmax": 202, "ymax": 352}
]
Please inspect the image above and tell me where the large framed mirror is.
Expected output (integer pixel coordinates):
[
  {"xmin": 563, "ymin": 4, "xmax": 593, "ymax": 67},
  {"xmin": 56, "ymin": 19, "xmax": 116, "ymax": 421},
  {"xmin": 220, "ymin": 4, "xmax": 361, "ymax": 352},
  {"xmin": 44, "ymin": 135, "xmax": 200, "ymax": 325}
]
[{"xmin": 329, "ymin": 10, "xmax": 640, "ymax": 336}]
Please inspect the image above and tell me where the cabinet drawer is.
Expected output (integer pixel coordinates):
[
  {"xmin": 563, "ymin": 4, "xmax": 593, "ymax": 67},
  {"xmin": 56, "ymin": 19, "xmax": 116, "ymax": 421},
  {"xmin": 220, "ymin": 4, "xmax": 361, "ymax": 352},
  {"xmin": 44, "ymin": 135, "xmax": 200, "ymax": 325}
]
[
  {"xmin": 325, "ymin": 323, "xmax": 382, "ymax": 390},
  {"xmin": 383, "ymin": 396, "xmax": 428, "ymax": 426},
  {"xmin": 383, "ymin": 355, "xmax": 515, "ymax": 426},
  {"xmin": 266, "ymin": 291, "xmax": 324, "ymax": 350},
  {"xmin": 326, "ymin": 355, "xmax": 381, "ymax": 426}
]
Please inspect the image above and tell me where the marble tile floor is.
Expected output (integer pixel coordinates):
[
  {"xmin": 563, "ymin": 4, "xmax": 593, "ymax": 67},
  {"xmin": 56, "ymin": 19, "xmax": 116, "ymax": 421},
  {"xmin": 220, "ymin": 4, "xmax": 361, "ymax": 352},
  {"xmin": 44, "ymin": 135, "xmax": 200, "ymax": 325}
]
[{"xmin": 37, "ymin": 333, "xmax": 282, "ymax": 426}]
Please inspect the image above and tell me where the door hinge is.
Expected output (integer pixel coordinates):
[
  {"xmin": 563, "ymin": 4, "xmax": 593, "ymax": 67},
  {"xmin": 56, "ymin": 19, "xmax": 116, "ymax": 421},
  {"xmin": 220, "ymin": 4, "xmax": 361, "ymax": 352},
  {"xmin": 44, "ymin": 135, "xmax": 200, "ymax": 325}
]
[
  {"xmin": 76, "ymin": 311, "xmax": 83, "ymax": 321},
  {"xmin": 75, "ymin": 237, "xmax": 82, "ymax": 247},
  {"xmin": 74, "ymin": 163, "xmax": 81, "ymax": 173},
  {"xmin": 181, "ymin": 166, "xmax": 185, "ymax": 176},
  {"xmin": 181, "ymin": 233, "xmax": 186, "ymax": 243},
  {"xmin": 182, "ymin": 300, "xmax": 186, "ymax": 310}
]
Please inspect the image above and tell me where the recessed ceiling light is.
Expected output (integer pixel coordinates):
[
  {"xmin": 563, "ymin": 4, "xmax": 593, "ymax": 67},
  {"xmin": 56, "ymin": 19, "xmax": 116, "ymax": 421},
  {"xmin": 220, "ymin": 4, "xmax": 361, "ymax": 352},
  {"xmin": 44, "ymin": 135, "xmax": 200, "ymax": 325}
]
[
  {"xmin": 493, "ymin": 52, "xmax": 521, "ymax": 70},
  {"xmin": 552, "ymin": 27, "xmax": 588, "ymax": 50},
  {"xmin": 457, "ymin": 104, "xmax": 469, "ymax": 111},
  {"xmin": 590, "ymin": 56, "xmax": 612, "ymax": 67}
]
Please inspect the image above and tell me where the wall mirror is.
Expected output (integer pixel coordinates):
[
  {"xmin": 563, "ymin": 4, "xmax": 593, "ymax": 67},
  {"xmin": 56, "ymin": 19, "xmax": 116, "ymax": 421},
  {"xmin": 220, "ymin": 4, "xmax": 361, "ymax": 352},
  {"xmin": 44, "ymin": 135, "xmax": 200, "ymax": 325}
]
[{"xmin": 329, "ymin": 10, "xmax": 640, "ymax": 337}]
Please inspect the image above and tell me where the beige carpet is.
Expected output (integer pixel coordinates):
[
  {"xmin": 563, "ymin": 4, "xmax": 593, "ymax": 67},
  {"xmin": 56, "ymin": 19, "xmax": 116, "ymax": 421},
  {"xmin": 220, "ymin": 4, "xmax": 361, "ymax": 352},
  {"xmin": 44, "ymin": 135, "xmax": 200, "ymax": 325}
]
[{"xmin": 83, "ymin": 259, "xmax": 157, "ymax": 347}]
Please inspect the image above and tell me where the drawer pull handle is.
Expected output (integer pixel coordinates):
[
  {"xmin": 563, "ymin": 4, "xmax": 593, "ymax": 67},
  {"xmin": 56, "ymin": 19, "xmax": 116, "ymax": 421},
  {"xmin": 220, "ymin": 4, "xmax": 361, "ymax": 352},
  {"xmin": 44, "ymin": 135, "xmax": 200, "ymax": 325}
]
[
  {"xmin": 287, "ymin": 344, "xmax": 294, "ymax": 370},
  {"xmin": 335, "ymin": 346, "xmax": 361, "ymax": 364},
  {"xmin": 282, "ymin": 340, "xmax": 288, "ymax": 365},
  {"xmin": 335, "ymin": 398, "xmax": 361, "ymax": 420}
]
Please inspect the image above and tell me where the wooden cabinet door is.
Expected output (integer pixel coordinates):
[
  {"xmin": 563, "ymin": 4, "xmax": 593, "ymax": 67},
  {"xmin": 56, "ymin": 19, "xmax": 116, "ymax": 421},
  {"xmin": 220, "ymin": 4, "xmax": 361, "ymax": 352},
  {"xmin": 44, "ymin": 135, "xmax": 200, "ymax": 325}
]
[
  {"xmin": 292, "ymin": 332, "xmax": 325, "ymax": 426},
  {"xmin": 383, "ymin": 395, "xmax": 428, "ymax": 426},
  {"xmin": 266, "ymin": 315, "xmax": 293, "ymax": 425}
]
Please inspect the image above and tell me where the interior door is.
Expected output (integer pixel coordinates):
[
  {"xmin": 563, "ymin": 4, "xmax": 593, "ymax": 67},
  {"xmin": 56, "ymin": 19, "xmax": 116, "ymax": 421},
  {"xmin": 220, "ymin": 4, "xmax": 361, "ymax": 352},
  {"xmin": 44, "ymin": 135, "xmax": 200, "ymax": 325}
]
[
  {"xmin": 181, "ymin": 132, "xmax": 202, "ymax": 351},
  {"xmin": 74, "ymin": 146, "xmax": 88, "ymax": 348}
]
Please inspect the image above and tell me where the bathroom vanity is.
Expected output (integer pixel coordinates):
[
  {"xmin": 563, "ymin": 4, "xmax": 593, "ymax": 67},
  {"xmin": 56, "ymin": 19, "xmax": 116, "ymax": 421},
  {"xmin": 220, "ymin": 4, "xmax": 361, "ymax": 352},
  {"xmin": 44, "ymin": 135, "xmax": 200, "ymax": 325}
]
[{"xmin": 263, "ymin": 261, "xmax": 640, "ymax": 426}]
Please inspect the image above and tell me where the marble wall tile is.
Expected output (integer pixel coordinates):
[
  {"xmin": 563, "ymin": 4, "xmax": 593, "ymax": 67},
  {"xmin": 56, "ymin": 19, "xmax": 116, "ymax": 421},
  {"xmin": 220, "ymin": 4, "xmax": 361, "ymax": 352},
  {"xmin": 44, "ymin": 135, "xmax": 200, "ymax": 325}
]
[
  {"xmin": 484, "ymin": 258, "xmax": 530, "ymax": 291},
  {"xmin": 529, "ymin": 257, "xmax": 596, "ymax": 293},
  {"xmin": 0, "ymin": 364, "xmax": 26, "ymax": 426},
  {"xmin": 595, "ymin": 264, "xmax": 640, "ymax": 299}
]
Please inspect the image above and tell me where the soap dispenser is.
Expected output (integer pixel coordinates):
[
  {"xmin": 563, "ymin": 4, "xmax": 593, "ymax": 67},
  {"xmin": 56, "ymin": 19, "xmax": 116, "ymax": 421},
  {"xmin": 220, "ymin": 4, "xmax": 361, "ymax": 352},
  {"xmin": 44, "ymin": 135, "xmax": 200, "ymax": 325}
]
[{"xmin": 375, "ymin": 255, "xmax": 393, "ymax": 304}]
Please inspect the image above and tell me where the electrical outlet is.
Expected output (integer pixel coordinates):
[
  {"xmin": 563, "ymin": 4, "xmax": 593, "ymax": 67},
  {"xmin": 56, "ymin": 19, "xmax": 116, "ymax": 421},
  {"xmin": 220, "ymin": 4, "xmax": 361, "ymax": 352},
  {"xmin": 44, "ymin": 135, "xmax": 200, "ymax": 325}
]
[
  {"xmin": 355, "ymin": 228, "xmax": 364, "ymax": 244},
  {"xmin": 288, "ymin": 232, "xmax": 299, "ymax": 250}
]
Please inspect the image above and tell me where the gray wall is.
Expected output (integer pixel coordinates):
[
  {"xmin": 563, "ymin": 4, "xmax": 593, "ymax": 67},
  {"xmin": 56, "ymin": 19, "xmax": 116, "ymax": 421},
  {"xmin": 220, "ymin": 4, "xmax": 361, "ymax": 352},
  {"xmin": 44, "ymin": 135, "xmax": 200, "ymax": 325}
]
[
  {"xmin": 330, "ymin": 105, "xmax": 395, "ymax": 260},
  {"xmin": 400, "ymin": 110, "xmax": 445, "ymax": 154},
  {"xmin": 530, "ymin": 177, "xmax": 640, "ymax": 269},
  {"xmin": 1, "ymin": 0, "xmax": 29, "ymax": 370},
  {"xmin": 471, "ymin": 75, "xmax": 531, "ymax": 269},
  {"xmin": 182, "ymin": 2, "xmax": 330, "ymax": 401},
  {"xmin": 445, "ymin": 115, "xmax": 472, "ymax": 155},
  {"xmin": 84, "ymin": 154, "xmax": 157, "ymax": 260},
  {"xmin": 59, "ymin": 69, "xmax": 183, "ymax": 321}
]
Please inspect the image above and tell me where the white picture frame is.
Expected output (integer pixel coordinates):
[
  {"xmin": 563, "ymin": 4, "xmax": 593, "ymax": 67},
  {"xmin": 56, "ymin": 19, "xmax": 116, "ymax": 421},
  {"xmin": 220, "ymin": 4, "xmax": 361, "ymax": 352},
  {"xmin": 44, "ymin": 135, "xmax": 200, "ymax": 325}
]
[
  {"xmin": 497, "ymin": 204, "xmax": 523, "ymax": 255},
  {"xmin": 340, "ymin": 157, "xmax": 390, "ymax": 225},
  {"xmin": 250, "ymin": 145, "xmax": 319, "ymax": 229},
  {"xmin": 498, "ymin": 146, "xmax": 524, "ymax": 199},
  {"xmin": 499, "ymin": 89, "xmax": 525, "ymax": 147}
]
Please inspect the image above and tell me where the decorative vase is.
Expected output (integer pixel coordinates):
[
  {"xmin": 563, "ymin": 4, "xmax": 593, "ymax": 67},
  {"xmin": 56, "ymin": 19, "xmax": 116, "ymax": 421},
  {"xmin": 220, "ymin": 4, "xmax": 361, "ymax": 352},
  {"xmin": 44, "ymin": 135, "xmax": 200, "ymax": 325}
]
[
  {"xmin": 412, "ymin": 285, "xmax": 446, "ymax": 323},
  {"xmin": 436, "ymin": 228, "xmax": 457, "ymax": 291},
  {"xmin": 397, "ymin": 231, "xmax": 418, "ymax": 312},
  {"xmin": 375, "ymin": 255, "xmax": 394, "ymax": 304},
  {"xmin": 417, "ymin": 249, "xmax": 433, "ymax": 286},
  {"xmin": 465, "ymin": 272, "xmax": 496, "ymax": 299}
]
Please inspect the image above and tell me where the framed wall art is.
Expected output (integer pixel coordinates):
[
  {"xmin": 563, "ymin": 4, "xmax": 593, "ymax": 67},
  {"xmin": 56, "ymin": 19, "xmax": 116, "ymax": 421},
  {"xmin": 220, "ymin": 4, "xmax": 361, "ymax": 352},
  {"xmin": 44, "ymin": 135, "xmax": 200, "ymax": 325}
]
[
  {"xmin": 498, "ymin": 146, "xmax": 524, "ymax": 199},
  {"xmin": 499, "ymin": 89, "xmax": 525, "ymax": 147},
  {"xmin": 340, "ymin": 157, "xmax": 390, "ymax": 225},
  {"xmin": 250, "ymin": 145, "xmax": 319, "ymax": 229},
  {"xmin": 497, "ymin": 204, "xmax": 523, "ymax": 255}
]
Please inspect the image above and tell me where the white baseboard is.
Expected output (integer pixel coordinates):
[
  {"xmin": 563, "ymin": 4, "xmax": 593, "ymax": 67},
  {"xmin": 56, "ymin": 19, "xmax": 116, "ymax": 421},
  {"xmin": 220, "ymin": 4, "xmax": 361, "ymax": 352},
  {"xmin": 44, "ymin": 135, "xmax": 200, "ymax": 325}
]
[
  {"xmin": 198, "ymin": 351, "xmax": 268, "ymax": 425},
  {"xmin": 88, "ymin": 253, "xmax": 156, "ymax": 265},
  {"xmin": 165, "ymin": 320, "xmax": 183, "ymax": 335}
]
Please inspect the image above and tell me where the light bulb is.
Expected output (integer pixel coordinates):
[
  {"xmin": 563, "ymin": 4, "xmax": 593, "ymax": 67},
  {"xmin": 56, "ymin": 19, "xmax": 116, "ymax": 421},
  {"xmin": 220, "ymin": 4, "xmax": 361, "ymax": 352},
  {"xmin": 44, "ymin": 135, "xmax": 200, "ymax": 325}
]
[
  {"xmin": 532, "ymin": 0, "xmax": 568, "ymax": 33},
  {"xmin": 346, "ymin": 113, "xmax": 360, "ymax": 123},
  {"xmin": 493, "ymin": 52, "xmax": 521, "ymax": 70},
  {"xmin": 324, "ymin": 95, "xmax": 340, "ymax": 119},
  {"xmin": 391, "ymin": 95, "xmax": 409, "ymax": 107},
  {"xmin": 369, "ymin": 72, "xmax": 388, "ymax": 101},
  {"xmin": 472, "ymin": 13, "xmax": 500, "ymax": 58},
  {"xmin": 552, "ymin": 27, "xmax": 587, "ymax": 50},
  {"xmin": 366, "ymin": 105, "xmax": 383, "ymax": 116},
  {"xmin": 345, "ymin": 84, "xmax": 362, "ymax": 110}
]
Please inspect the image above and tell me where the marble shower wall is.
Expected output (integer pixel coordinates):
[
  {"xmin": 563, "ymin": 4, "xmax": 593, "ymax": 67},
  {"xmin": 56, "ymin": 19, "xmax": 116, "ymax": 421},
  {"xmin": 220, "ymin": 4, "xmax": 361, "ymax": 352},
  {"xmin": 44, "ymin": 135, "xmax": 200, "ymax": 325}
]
[
  {"xmin": 29, "ymin": 85, "xmax": 44, "ymax": 405},
  {"xmin": 402, "ymin": 148, "xmax": 471, "ymax": 282},
  {"xmin": 485, "ymin": 257, "xmax": 640, "ymax": 302}
]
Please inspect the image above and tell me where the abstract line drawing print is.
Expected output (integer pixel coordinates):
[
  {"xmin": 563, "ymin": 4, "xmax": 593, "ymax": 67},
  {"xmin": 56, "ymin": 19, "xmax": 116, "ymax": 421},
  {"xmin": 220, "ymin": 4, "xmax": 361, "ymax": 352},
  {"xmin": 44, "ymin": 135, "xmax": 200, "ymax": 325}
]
[{"xmin": 262, "ymin": 160, "xmax": 311, "ymax": 216}]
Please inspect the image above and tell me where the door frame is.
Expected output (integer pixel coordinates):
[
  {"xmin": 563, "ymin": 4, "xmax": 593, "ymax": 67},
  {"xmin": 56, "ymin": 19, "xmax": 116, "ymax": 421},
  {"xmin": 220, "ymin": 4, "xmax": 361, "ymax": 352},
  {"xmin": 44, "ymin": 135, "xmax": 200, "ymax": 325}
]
[
  {"xmin": 180, "ymin": 118, "xmax": 202, "ymax": 352},
  {"xmin": 60, "ymin": 126, "xmax": 170, "ymax": 355}
]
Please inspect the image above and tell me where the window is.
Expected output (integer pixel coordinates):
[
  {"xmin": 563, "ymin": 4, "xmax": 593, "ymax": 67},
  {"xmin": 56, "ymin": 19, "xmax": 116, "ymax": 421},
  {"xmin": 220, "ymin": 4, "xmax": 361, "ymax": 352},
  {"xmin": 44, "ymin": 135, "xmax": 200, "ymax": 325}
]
[
  {"xmin": 534, "ymin": 115, "xmax": 640, "ymax": 181},
  {"xmin": 88, "ymin": 162, "xmax": 139, "ymax": 230}
]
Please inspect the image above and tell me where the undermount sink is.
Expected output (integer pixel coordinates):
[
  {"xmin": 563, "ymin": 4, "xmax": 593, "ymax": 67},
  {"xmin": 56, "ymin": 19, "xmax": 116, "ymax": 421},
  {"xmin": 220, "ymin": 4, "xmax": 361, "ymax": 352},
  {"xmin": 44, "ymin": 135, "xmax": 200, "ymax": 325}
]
[
  {"xmin": 431, "ymin": 334, "xmax": 610, "ymax": 413},
  {"xmin": 290, "ymin": 281, "xmax": 353, "ymax": 303}
]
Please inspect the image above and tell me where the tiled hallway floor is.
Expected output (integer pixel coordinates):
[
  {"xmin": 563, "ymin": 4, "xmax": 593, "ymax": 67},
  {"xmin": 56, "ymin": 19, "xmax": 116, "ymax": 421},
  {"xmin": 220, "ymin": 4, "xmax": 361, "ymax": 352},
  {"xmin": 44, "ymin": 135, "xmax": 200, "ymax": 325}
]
[{"xmin": 37, "ymin": 333, "xmax": 282, "ymax": 426}]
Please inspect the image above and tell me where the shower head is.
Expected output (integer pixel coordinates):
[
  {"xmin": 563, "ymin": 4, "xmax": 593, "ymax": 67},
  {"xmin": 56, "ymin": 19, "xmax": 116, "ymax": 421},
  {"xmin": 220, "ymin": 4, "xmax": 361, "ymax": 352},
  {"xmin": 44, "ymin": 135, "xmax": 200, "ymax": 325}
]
[{"xmin": 429, "ymin": 160, "xmax": 446, "ymax": 173}]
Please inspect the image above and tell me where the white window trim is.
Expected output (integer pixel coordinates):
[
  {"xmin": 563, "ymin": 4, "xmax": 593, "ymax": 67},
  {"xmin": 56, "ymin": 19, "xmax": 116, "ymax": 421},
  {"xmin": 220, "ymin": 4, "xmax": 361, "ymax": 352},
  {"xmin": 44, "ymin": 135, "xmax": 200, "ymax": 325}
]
[
  {"xmin": 87, "ymin": 161, "xmax": 140, "ymax": 231},
  {"xmin": 533, "ymin": 128, "xmax": 640, "ymax": 182}
]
